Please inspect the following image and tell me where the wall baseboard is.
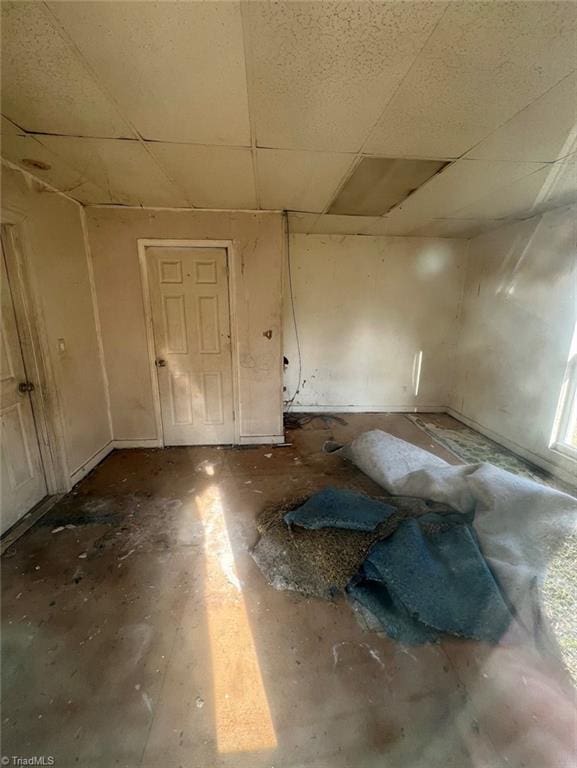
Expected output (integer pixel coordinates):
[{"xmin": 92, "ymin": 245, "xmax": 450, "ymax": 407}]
[
  {"xmin": 112, "ymin": 438, "xmax": 162, "ymax": 449},
  {"xmin": 66, "ymin": 411, "xmax": 576, "ymax": 489},
  {"xmin": 69, "ymin": 441, "xmax": 114, "ymax": 486},
  {"xmin": 239, "ymin": 434, "xmax": 286, "ymax": 445},
  {"xmin": 112, "ymin": 436, "xmax": 285, "ymax": 447},
  {"xmin": 284, "ymin": 404, "xmax": 576, "ymax": 488},
  {"xmin": 447, "ymin": 408, "xmax": 577, "ymax": 488},
  {"xmin": 1, "ymin": 493, "xmax": 64, "ymax": 555},
  {"xmin": 285, "ymin": 404, "xmax": 447, "ymax": 414}
]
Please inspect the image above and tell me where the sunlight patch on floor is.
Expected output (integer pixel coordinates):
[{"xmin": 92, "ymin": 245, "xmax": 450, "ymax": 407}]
[{"xmin": 196, "ymin": 484, "xmax": 277, "ymax": 754}]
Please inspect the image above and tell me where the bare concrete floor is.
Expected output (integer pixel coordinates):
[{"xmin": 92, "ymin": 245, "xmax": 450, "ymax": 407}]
[{"xmin": 2, "ymin": 414, "xmax": 576, "ymax": 768}]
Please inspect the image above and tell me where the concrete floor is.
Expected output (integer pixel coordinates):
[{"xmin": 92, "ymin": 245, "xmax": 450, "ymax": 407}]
[{"xmin": 2, "ymin": 414, "xmax": 575, "ymax": 768}]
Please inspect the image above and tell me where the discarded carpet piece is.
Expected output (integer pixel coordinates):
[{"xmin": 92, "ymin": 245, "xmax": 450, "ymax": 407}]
[
  {"xmin": 284, "ymin": 487, "xmax": 397, "ymax": 531},
  {"xmin": 348, "ymin": 515, "xmax": 512, "ymax": 643},
  {"xmin": 331, "ymin": 431, "xmax": 577, "ymax": 639},
  {"xmin": 251, "ymin": 490, "xmax": 460, "ymax": 600},
  {"xmin": 279, "ymin": 488, "xmax": 510, "ymax": 643}
]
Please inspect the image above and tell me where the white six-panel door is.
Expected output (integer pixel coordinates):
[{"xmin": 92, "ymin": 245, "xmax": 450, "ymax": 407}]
[
  {"xmin": 0, "ymin": 240, "xmax": 46, "ymax": 533},
  {"xmin": 147, "ymin": 246, "xmax": 235, "ymax": 446}
]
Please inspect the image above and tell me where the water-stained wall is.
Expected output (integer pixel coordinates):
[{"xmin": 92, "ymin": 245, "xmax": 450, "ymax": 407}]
[{"xmin": 283, "ymin": 234, "xmax": 468, "ymax": 411}]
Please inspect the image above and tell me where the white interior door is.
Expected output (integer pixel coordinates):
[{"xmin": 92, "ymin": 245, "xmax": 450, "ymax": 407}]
[
  {"xmin": 147, "ymin": 246, "xmax": 235, "ymax": 445},
  {"xmin": 1, "ymin": 241, "xmax": 46, "ymax": 533}
]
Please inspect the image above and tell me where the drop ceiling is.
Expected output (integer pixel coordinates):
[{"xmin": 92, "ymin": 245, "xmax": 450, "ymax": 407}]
[{"xmin": 1, "ymin": 1, "xmax": 576, "ymax": 239}]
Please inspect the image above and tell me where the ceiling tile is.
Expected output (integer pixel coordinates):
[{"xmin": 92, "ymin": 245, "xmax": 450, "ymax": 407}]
[
  {"xmin": 328, "ymin": 157, "xmax": 447, "ymax": 216},
  {"xmin": 1, "ymin": 116, "xmax": 24, "ymax": 135},
  {"xmin": 447, "ymin": 154, "xmax": 577, "ymax": 220},
  {"xmin": 365, "ymin": 1, "xmax": 577, "ymax": 158},
  {"xmin": 312, "ymin": 215, "xmax": 384, "ymax": 235},
  {"xmin": 287, "ymin": 213, "xmax": 319, "ymax": 234},
  {"xmin": 244, "ymin": 2, "xmax": 447, "ymax": 152},
  {"xmin": 408, "ymin": 219, "xmax": 505, "ymax": 239},
  {"xmin": 47, "ymin": 1, "xmax": 251, "ymax": 146},
  {"xmin": 310, "ymin": 214, "xmax": 470, "ymax": 237},
  {"xmin": 384, "ymin": 159, "xmax": 546, "ymax": 231},
  {"xmin": 1, "ymin": 2, "xmax": 133, "ymax": 138},
  {"xmin": 465, "ymin": 72, "xmax": 577, "ymax": 163},
  {"xmin": 147, "ymin": 143, "xmax": 256, "ymax": 209},
  {"xmin": 365, "ymin": 217, "xmax": 421, "ymax": 236},
  {"xmin": 257, "ymin": 149, "xmax": 353, "ymax": 212},
  {"xmin": 34, "ymin": 136, "xmax": 184, "ymax": 207},
  {"xmin": 1, "ymin": 132, "xmax": 107, "ymax": 203}
]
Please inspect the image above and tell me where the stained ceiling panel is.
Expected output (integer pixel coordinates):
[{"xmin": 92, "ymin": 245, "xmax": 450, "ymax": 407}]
[
  {"xmin": 365, "ymin": 1, "xmax": 577, "ymax": 158},
  {"xmin": 244, "ymin": 1, "xmax": 447, "ymax": 152},
  {"xmin": 257, "ymin": 149, "xmax": 353, "ymax": 213},
  {"xmin": 1, "ymin": 131, "xmax": 107, "ymax": 203},
  {"xmin": 1, "ymin": 2, "xmax": 133, "ymax": 138},
  {"xmin": 328, "ymin": 157, "xmax": 448, "ymax": 216},
  {"xmin": 47, "ymin": 1, "xmax": 251, "ymax": 146},
  {"xmin": 147, "ymin": 143, "xmax": 256, "ymax": 210},
  {"xmin": 35, "ymin": 136, "xmax": 183, "ymax": 207}
]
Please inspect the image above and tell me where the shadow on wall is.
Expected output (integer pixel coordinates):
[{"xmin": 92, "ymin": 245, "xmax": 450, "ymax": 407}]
[
  {"xmin": 453, "ymin": 204, "xmax": 577, "ymax": 475},
  {"xmin": 495, "ymin": 211, "xmax": 576, "ymax": 297}
]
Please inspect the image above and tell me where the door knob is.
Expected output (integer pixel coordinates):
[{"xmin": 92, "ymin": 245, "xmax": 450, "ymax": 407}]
[
  {"xmin": 155, "ymin": 358, "xmax": 167, "ymax": 368},
  {"xmin": 18, "ymin": 381, "xmax": 35, "ymax": 393}
]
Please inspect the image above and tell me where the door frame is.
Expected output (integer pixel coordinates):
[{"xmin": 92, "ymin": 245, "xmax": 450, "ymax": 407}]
[
  {"xmin": 137, "ymin": 238, "xmax": 241, "ymax": 447},
  {"xmin": 0, "ymin": 207, "xmax": 69, "ymax": 496}
]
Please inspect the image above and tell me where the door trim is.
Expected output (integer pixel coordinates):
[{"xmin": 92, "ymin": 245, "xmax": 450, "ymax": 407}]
[
  {"xmin": 0, "ymin": 214, "xmax": 69, "ymax": 495},
  {"xmin": 137, "ymin": 239, "xmax": 241, "ymax": 446}
]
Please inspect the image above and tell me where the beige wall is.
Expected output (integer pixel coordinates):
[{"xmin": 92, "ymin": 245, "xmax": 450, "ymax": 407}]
[
  {"xmin": 284, "ymin": 234, "xmax": 468, "ymax": 411},
  {"xmin": 452, "ymin": 205, "xmax": 577, "ymax": 481},
  {"xmin": 1, "ymin": 164, "xmax": 111, "ymax": 486},
  {"xmin": 85, "ymin": 207, "xmax": 284, "ymax": 444},
  {"xmin": 5, "ymin": 157, "xmax": 571, "ymax": 481}
]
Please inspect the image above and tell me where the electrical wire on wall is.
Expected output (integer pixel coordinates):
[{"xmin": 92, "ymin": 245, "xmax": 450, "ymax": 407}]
[{"xmin": 284, "ymin": 213, "xmax": 302, "ymax": 414}]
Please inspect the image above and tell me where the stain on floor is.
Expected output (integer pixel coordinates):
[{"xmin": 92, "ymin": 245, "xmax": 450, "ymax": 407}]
[{"xmin": 1, "ymin": 414, "xmax": 575, "ymax": 768}]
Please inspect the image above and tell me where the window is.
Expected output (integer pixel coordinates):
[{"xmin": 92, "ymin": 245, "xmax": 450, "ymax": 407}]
[{"xmin": 552, "ymin": 345, "xmax": 577, "ymax": 459}]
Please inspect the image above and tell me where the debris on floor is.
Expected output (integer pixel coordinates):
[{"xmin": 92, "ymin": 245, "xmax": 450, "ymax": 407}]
[
  {"xmin": 253, "ymin": 430, "xmax": 577, "ymax": 657},
  {"xmin": 283, "ymin": 413, "xmax": 348, "ymax": 430},
  {"xmin": 3, "ymin": 419, "xmax": 576, "ymax": 768},
  {"xmin": 252, "ymin": 486, "xmax": 510, "ymax": 643},
  {"xmin": 406, "ymin": 413, "xmax": 568, "ymax": 489},
  {"xmin": 252, "ymin": 490, "xmax": 460, "ymax": 599},
  {"xmin": 336, "ymin": 430, "xmax": 577, "ymax": 652}
]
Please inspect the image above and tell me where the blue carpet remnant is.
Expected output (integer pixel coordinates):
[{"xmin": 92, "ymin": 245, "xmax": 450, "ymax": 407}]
[
  {"xmin": 286, "ymin": 488, "xmax": 512, "ymax": 644},
  {"xmin": 284, "ymin": 487, "xmax": 397, "ymax": 531}
]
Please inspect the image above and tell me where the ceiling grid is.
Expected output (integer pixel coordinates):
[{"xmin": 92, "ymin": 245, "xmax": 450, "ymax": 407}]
[{"xmin": 1, "ymin": 0, "xmax": 575, "ymax": 237}]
